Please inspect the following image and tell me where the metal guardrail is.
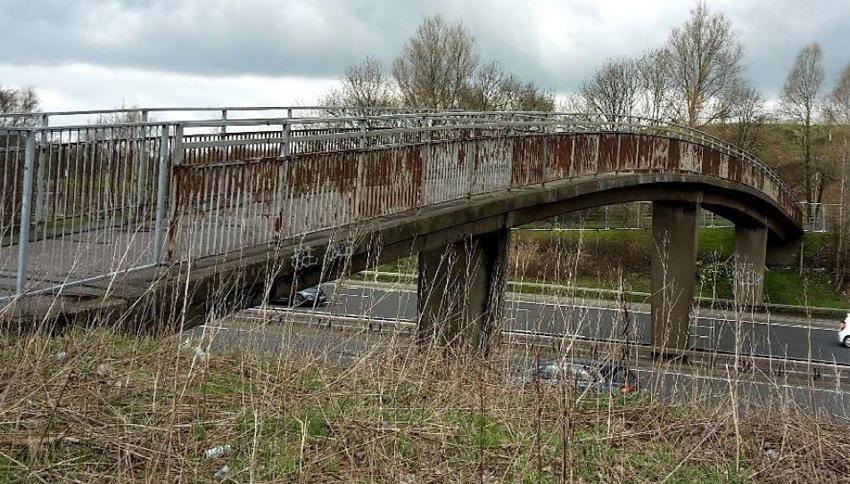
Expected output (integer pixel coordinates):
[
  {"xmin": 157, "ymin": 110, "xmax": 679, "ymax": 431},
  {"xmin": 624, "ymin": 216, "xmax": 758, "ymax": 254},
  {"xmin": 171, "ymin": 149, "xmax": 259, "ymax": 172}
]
[{"xmin": 0, "ymin": 109, "xmax": 804, "ymax": 305}]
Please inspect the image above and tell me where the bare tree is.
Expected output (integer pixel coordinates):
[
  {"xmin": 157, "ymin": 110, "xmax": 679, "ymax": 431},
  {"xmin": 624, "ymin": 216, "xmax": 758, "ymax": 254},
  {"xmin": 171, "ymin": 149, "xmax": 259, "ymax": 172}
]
[
  {"xmin": 0, "ymin": 86, "xmax": 40, "ymax": 127},
  {"xmin": 502, "ymin": 79, "xmax": 555, "ymax": 111},
  {"xmin": 827, "ymin": 63, "xmax": 850, "ymax": 291},
  {"xmin": 472, "ymin": 66, "xmax": 553, "ymax": 112},
  {"xmin": 664, "ymin": 1, "xmax": 745, "ymax": 127},
  {"xmin": 460, "ymin": 61, "xmax": 553, "ymax": 111},
  {"xmin": 636, "ymin": 49, "xmax": 674, "ymax": 122},
  {"xmin": 716, "ymin": 80, "xmax": 767, "ymax": 155},
  {"xmin": 781, "ymin": 43, "xmax": 825, "ymax": 216},
  {"xmin": 320, "ymin": 56, "xmax": 398, "ymax": 117},
  {"xmin": 392, "ymin": 15, "xmax": 478, "ymax": 109},
  {"xmin": 579, "ymin": 57, "xmax": 642, "ymax": 123},
  {"xmin": 461, "ymin": 60, "xmax": 510, "ymax": 111}
]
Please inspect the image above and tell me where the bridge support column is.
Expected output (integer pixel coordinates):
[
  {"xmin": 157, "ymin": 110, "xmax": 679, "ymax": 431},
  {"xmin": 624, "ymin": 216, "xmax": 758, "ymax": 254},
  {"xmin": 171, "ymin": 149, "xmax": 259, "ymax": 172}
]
[
  {"xmin": 650, "ymin": 202, "xmax": 699, "ymax": 355},
  {"xmin": 417, "ymin": 228, "xmax": 508, "ymax": 357},
  {"xmin": 734, "ymin": 224, "xmax": 767, "ymax": 306}
]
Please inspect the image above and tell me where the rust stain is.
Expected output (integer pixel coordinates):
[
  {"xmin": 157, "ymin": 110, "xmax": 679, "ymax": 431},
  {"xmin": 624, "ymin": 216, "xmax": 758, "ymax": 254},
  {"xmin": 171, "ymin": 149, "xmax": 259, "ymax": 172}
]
[
  {"xmin": 702, "ymin": 148, "xmax": 721, "ymax": 177},
  {"xmin": 573, "ymin": 134, "xmax": 599, "ymax": 176},
  {"xmin": 666, "ymin": 139, "xmax": 680, "ymax": 171},
  {"xmin": 511, "ymin": 135, "xmax": 544, "ymax": 187},
  {"xmin": 548, "ymin": 134, "xmax": 574, "ymax": 179},
  {"xmin": 618, "ymin": 134, "xmax": 638, "ymax": 172},
  {"xmin": 598, "ymin": 134, "xmax": 619, "ymax": 173}
]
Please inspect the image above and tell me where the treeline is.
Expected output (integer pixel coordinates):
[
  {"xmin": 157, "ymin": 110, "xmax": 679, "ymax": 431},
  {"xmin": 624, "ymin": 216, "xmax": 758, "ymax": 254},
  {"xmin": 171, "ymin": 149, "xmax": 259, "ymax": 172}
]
[{"xmin": 320, "ymin": 15, "xmax": 555, "ymax": 113}]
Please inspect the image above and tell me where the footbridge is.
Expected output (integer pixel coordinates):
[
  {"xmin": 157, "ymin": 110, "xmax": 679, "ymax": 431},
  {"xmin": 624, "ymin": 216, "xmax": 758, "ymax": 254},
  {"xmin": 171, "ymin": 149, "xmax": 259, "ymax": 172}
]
[{"xmin": 0, "ymin": 107, "xmax": 804, "ymax": 354}]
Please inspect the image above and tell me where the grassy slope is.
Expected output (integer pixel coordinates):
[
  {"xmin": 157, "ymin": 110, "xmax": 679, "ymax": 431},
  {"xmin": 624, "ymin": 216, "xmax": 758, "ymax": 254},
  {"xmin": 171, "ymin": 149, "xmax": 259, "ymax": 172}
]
[
  {"xmin": 2, "ymin": 328, "xmax": 850, "ymax": 483},
  {"xmin": 378, "ymin": 229, "xmax": 847, "ymax": 309}
]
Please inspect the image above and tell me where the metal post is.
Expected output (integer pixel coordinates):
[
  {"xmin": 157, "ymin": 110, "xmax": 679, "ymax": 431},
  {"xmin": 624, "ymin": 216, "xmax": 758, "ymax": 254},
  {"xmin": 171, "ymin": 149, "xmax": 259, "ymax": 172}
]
[
  {"xmin": 279, "ymin": 122, "xmax": 291, "ymax": 238},
  {"xmin": 542, "ymin": 114, "xmax": 550, "ymax": 187},
  {"xmin": 354, "ymin": 119, "xmax": 366, "ymax": 219},
  {"xmin": 33, "ymin": 138, "xmax": 46, "ymax": 225},
  {"xmin": 16, "ymin": 131, "xmax": 36, "ymax": 296},
  {"xmin": 173, "ymin": 124, "xmax": 184, "ymax": 167},
  {"xmin": 280, "ymin": 122, "xmax": 291, "ymax": 158},
  {"xmin": 420, "ymin": 116, "xmax": 429, "ymax": 208},
  {"xmin": 220, "ymin": 109, "xmax": 228, "ymax": 137},
  {"xmin": 467, "ymin": 127, "xmax": 475, "ymax": 198},
  {"xmin": 134, "ymin": 124, "xmax": 148, "ymax": 218},
  {"xmin": 153, "ymin": 125, "xmax": 170, "ymax": 264}
]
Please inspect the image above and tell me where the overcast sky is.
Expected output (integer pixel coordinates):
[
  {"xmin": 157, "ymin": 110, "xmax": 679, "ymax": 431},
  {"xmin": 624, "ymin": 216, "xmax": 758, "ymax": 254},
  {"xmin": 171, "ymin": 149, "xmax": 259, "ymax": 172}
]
[{"xmin": 2, "ymin": 0, "xmax": 849, "ymax": 112}]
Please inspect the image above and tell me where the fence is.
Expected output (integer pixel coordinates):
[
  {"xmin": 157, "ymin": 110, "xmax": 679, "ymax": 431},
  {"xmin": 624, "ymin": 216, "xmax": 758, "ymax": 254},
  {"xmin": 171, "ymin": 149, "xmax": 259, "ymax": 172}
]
[
  {"xmin": 518, "ymin": 201, "xmax": 837, "ymax": 233},
  {"xmin": 0, "ymin": 109, "xmax": 804, "ymax": 304}
]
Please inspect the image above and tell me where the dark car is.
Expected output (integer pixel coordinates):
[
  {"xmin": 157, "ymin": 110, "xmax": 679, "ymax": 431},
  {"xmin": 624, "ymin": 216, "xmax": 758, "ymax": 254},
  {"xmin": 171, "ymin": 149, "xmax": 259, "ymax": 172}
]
[
  {"xmin": 270, "ymin": 286, "xmax": 327, "ymax": 308},
  {"xmin": 521, "ymin": 357, "xmax": 638, "ymax": 394}
]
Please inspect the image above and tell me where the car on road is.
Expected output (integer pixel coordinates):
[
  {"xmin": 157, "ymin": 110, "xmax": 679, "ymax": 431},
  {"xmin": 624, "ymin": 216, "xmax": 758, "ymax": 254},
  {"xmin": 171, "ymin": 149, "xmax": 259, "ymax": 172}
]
[
  {"xmin": 270, "ymin": 286, "xmax": 327, "ymax": 308},
  {"xmin": 520, "ymin": 357, "xmax": 638, "ymax": 395},
  {"xmin": 838, "ymin": 313, "xmax": 850, "ymax": 347}
]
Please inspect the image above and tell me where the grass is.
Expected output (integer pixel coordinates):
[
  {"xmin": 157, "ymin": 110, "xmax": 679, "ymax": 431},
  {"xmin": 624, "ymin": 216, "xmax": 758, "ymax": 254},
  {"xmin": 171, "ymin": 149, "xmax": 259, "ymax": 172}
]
[
  {"xmin": 374, "ymin": 228, "xmax": 847, "ymax": 309},
  {"xmin": 2, "ymin": 324, "xmax": 850, "ymax": 483},
  {"xmin": 764, "ymin": 270, "xmax": 850, "ymax": 308}
]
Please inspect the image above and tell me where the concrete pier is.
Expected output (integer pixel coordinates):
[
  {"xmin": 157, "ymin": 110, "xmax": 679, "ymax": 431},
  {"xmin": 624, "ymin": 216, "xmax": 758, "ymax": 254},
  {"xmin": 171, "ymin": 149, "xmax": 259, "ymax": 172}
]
[
  {"xmin": 417, "ymin": 229, "xmax": 509, "ymax": 356},
  {"xmin": 734, "ymin": 224, "xmax": 768, "ymax": 306},
  {"xmin": 650, "ymin": 202, "xmax": 699, "ymax": 354}
]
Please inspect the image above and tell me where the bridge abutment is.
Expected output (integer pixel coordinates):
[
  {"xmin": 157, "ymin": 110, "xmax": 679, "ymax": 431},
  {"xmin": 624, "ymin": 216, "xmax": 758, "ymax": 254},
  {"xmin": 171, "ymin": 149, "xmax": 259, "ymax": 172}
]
[
  {"xmin": 734, "ymin": 224, "xmax": 768, "ymax": 306},
  {"xmin": 650, "ymin": 201, "xmax": 699, "ymax": 354},
  {"xmin": 417, "ymin": 228, "xmax": 508, "ymax": 356}
]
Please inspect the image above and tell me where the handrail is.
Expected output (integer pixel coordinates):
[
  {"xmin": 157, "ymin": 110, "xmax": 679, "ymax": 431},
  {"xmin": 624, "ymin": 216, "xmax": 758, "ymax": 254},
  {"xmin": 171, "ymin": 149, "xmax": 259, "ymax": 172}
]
[{"xmin": 2, "ymin": 109, "xmax": 804, "ymax": 220}]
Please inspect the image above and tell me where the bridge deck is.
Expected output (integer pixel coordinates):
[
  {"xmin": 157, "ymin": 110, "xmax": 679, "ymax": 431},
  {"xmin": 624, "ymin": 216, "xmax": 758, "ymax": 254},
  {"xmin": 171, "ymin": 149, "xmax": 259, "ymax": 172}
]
[{"xmin": 0, "ymin": 110, "xmax": 804, "ymax": 327}]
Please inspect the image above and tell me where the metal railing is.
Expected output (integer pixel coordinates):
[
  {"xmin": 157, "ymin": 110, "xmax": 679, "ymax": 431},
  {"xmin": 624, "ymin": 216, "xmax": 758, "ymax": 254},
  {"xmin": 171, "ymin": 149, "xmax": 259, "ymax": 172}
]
[
  {"xmin": 0, "ymin": 109, "xmax": 804, "ymax": 305},
  {"xmin": 516, "ymin": 201, "xmax": 836, "ymax": 233}
]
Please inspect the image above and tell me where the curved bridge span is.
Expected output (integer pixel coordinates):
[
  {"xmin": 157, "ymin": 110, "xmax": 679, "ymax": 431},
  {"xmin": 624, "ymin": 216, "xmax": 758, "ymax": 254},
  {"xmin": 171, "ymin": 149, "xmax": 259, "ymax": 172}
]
[{"xmin": 1, "ymin": 109, "xmax": 803, "ymax": 353}]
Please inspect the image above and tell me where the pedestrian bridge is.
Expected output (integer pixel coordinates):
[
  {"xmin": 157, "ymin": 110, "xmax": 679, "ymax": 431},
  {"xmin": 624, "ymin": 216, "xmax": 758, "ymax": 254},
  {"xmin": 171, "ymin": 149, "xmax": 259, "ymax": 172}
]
[{"xmin": 0, "ymin": 107, "xmax": 803, "ymax": 353}]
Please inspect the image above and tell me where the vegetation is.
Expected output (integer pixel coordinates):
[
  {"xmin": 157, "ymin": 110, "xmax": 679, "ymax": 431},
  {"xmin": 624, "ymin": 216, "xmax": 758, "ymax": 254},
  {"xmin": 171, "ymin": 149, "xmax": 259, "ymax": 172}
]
[
  {"xmin": 321, "ymin": 15, "xmax": 554, "ymax": 113},
  {"xmin": 2, "ymin": 325, "xmax": 849, "ymax": 483},
  {"xmin": 0, "ymin": 85, "xmax": 40, "ymax": 126},
  {"xmin": 375, "ymin": 228, "xmax": 848, "ymax": 309}
]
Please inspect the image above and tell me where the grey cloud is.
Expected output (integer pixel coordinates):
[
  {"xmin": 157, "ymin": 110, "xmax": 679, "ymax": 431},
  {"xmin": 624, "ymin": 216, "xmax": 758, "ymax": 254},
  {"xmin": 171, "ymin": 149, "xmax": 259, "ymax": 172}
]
[{"xmin": 2, "ymin": 0, "xmax": 850, "ymax": 95}]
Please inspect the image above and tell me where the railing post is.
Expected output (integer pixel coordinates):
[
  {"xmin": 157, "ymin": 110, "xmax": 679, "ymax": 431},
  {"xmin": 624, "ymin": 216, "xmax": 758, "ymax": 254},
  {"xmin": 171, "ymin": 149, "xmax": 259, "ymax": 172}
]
[
  {"xmin": 153, "ymin": 125, "xmax": 170, "ymax": 264},
  {"xmin": 542, "ymin": 114, "xmax": 550, "ymax": 187},
  {"xmin": 354, "ymin": 118, "xmax": 366, "ymax": 219},
  {"xmin": 507, "ymin": 114, "xmax": 515, "ymax": 191},
  {"xmin": 40, "ymin": 114, "xmax": 49, "ymax": 127},
  {"xmin": 278, "ymin": 122, "xmax": 291, "ymax": 238},
  {"xmin": 16, "ymin": 130, "xmax": 36, "ymax": 297},
  {"xmin": 220, "ymin": 109, "xmax": 228, "ymax": 137},
  {"xmin": 280, "ymin": 121, "xmax": 291, "ymax": 158},
  {"xmin": 467, "ymin": 127, "xmax": 475, "ymax": 198},
  {"xmin": 33, "ymin": 135, "xmax": 46, "ymax": 225},
  {"xmin": 164, "ymin": 124, "xmax": 184, "ymax": 262},
  {"xmin": 420, "ymin": 115, "xmax": 430, "ymax": 207}
]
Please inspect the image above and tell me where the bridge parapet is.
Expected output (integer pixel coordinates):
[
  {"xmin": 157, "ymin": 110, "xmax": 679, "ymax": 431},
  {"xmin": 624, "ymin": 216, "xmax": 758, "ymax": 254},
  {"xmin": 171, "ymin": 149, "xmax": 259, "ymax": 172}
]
[{"xmin": 0, "ymin": 109, "xmax": 802, "ymax": 304}]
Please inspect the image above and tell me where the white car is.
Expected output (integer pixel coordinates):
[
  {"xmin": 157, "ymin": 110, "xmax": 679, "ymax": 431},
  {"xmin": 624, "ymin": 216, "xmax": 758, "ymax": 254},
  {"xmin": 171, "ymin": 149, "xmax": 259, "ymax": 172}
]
[{"xmin": 839, "ymin": 313, "xmax": 850, "ymax": 347}]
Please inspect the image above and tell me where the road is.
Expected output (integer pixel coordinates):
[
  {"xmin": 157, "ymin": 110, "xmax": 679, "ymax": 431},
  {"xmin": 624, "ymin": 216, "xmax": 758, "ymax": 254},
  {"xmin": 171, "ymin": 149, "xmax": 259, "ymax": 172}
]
[
  {"xmin": 185, "ymin": 311, "xmax": 850, "ymax": 423},
  {"xmin": 296, "ymin": 283, "xmax": 848, "ymax": 365}
]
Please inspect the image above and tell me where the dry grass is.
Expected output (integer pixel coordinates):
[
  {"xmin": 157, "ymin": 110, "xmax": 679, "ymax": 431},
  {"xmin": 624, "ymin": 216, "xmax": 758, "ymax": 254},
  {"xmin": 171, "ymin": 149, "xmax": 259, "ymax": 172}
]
[{"xmin": 2, "ymin": 320, "xmax": 850, "ymax": 484}]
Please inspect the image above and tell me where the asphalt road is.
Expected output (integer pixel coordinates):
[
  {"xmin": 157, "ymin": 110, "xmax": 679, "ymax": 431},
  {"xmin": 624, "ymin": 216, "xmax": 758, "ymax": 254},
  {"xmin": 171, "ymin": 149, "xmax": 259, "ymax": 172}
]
[
  {"xmin": 298, "ymin": 283, "xmax": 849, "ymax": 365},
  {"xmin": 185, "ymin": 312, "xmax": 850, "ymax": 423}
]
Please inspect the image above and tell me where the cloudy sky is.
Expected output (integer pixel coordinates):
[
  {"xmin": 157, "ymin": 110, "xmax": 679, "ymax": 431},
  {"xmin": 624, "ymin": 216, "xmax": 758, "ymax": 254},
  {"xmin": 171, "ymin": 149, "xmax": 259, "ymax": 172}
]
[{"xmin": 2, "ymin": 0, "xmax": 849, "ymax": 112}]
